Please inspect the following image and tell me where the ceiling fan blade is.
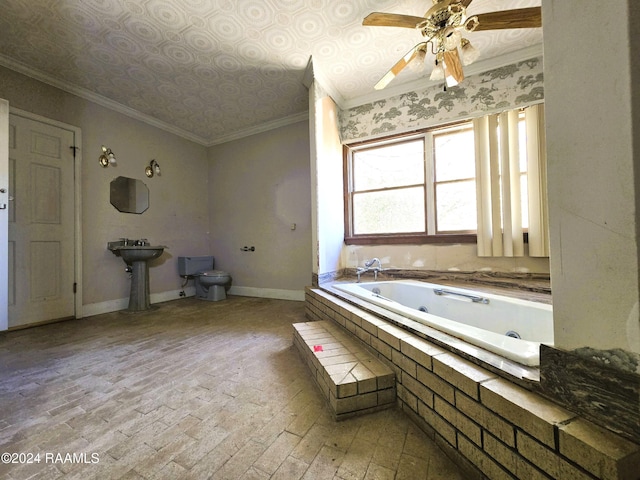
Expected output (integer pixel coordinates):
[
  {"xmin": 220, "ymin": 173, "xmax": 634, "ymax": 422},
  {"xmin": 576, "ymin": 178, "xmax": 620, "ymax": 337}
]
[
  {"xmin": 374, "ymin": 43, "xmax": 427, "ymax": 90},
  {"xmin": 363, "ymin": 12, "xmax": 426, "ymax": 29},
  {"xmin": 443, "ymin": 49, "xmax": 465, "ymax": 87},
  {"xmin": 473, "ymin": 7, "xmax": 542, "ymax": 31}
]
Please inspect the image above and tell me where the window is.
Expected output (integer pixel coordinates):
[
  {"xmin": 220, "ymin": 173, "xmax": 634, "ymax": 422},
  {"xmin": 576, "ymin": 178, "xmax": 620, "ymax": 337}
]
[
  {"xmin": 344, "ymin": 112, "xmax": 536, "ymax": 246},
  {"xmin": 432, "ymin": 124, "xmax": 476, "ymax": 233},
  {"xmin": 351, "ymin": 138, "xmax": 426, "ymax": 235},
  {"xmin": 344, "ymin": 122, "xmax": 478, "ymax": 244}
]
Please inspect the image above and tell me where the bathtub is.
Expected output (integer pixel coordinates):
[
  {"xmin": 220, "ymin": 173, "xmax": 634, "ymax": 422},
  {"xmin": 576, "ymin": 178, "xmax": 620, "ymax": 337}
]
[{"xmin": 333, "ymin": 280, "xmax": 553, "ymax": 366}]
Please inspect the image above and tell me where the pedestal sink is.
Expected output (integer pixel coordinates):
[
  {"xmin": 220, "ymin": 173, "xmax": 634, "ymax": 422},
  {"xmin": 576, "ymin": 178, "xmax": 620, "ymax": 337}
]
[{"xmin": 109, "ymin": 244, "xmax": 166, "ymax": 312}]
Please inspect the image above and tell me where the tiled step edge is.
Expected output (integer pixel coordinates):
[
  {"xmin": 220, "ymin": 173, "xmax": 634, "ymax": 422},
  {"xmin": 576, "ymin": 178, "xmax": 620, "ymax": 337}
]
[{"xmin": 293, "ymin": 320, "xmax": 396, "ymax": 421}]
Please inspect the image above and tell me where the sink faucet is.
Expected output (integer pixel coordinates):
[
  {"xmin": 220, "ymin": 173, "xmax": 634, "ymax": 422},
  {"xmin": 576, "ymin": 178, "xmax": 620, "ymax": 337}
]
[{"xmin": 357, "ymin": 258, "xmax": 384, "ymax": 282}]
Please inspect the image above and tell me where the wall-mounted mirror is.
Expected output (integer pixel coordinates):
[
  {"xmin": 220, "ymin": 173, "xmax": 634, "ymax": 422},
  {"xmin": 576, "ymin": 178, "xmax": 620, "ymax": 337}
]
[{"xmin": 110, "ymin": 176, "xmax": 149, "ymax": 214}]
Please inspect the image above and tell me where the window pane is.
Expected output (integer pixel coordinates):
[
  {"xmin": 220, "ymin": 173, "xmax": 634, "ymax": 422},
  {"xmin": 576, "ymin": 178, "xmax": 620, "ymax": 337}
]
[
  {"xmin": 353, "ymin": 187, "xmax": 425, "ymax": 234},
  {"xmin": 353, "ymin": 139, "xmax": 424, "ymax": 190},
  {"xmin": 434, "ymin": 128, "xmax": 475, "ymax": 182},
  {"xmin": 436, "ymin": 180, "xmax": 477, "ymax": 232}
]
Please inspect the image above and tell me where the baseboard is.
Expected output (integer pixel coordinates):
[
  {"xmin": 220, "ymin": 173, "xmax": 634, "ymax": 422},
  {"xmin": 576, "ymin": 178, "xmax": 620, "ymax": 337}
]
[
  {"xmin": 228, "ymin": 286, "xmax": 305, "ymax": 301},
  {"xmin": 151, "ymin": 287, "xmax": 196, "ymax": 305},
  {"xmin": 81, "ymin": 287, "xmax": 196, "ymax": 318},
  {"xmin": 81, "ymin": 285, "xmax": 304, "ymax": 318},
  {"xmin": 81, "ymin": 298, "xmax": 128, "ymax": 318}
]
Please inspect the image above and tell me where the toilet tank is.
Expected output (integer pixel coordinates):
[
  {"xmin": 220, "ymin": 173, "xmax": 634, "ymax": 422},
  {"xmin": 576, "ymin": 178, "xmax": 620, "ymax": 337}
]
[{"xmin": 178, "ymin": 256, "xmax": 214, "ymax": 276}]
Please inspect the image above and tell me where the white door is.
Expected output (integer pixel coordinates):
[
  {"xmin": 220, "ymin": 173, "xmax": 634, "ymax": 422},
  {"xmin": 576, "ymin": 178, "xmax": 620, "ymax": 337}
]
[
  {"xmin": 0, "ymin": 100, "xmax": 8, "ymax": 331},
  {"xmin": 8, "ymin": 113, "xmax": 76, "ymax": 328}
]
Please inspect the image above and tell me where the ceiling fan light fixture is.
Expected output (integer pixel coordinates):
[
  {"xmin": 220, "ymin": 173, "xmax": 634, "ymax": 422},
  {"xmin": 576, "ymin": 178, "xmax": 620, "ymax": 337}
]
[
  {"xmin": 363, "ymin": 4, "xmax": 543, "ymax": 90},
  {"xmin": 429, "ymin": 56, "xmax": 445, "ymax": 81},
  {"xmin": 443, "ymin": 26, "xmax": 462, "ymax": 51},
  {"xmin": 460, "ymin": 38, "xmax": 480, "ymax": 66},
  {"xmin": 409, "ymin": 45, "xmax": 428, "ymax": 72}
]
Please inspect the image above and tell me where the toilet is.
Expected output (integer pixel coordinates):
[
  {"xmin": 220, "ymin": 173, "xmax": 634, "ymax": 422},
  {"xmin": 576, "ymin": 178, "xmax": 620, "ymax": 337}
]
[{"xmin": 178, "ymin": 256, "xmax": 231, "ymax": 301}]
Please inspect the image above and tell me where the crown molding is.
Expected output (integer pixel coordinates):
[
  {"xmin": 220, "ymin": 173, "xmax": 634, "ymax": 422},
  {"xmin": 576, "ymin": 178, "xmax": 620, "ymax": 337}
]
[
  {"xmin": 206, "ymin": 111, "xmax": 309, "ymax": 146},
  {"xmin": 0, "ymin": 54, "xmax": 309, "ymax": 147},
  {"xmin": 0, "ymin": 54, "xmax": 212, "ymax": 146},
  {"xmin": 339, "ymin": 43, "xmax": 544, "ymax": 110}
]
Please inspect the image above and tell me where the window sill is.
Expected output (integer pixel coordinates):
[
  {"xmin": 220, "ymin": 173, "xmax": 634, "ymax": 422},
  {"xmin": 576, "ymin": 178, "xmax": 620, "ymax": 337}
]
[{"xmin": 344, "ymin": 234, "xmax": 477, "ymax": 245}]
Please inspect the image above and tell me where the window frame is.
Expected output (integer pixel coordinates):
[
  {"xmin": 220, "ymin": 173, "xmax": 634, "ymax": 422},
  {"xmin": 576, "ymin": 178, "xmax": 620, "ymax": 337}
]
[{"xmin": 343, "ymin": 123, "xmax": 478, "ymax": 245}]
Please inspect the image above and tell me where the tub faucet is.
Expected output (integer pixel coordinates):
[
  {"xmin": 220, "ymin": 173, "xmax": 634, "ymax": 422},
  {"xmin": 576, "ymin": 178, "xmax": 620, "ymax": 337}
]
[
  {"xmin": 365, "ymin": 258, "xmax": 382, "ymax": 269},
  {"xmin": 357, "ymin": 258, "xmax": 384, "ymax": 282}
]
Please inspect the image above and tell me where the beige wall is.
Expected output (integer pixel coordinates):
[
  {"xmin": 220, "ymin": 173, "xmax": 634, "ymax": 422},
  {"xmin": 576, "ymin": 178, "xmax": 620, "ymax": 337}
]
[
  {"xmin": 0, "ymin": 66, "xmax": 210, "ymax": 313},
  {"xmin": 207, "ymin": 120, "xmax": 312, "ymax": 298}
]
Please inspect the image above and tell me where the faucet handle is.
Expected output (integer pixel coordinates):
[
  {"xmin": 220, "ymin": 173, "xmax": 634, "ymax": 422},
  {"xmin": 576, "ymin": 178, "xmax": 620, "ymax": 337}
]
[{"xmin": 364, "ymin": 258, "xmax": 381, "ymax": 268}]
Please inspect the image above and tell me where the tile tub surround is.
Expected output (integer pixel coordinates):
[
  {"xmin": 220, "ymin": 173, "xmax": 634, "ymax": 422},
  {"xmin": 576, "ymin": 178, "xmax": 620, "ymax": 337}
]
[
  {"xmin": 306, "ymin": 287, "xmax": 640, "ymax": 480},
  {"xmin": 292, "ymin": 321, "xmax": 396, "ymax": 420}
]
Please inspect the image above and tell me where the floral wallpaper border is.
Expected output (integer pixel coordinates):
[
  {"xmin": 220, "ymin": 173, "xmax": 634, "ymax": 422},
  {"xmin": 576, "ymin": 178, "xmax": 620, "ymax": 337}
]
[{"xmin": 339, "ymin": 56, "xmax": 544, "ymax": 142}]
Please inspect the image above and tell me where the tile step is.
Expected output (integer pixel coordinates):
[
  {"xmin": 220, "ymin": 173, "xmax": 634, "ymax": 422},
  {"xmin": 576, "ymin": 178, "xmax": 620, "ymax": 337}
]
[{"xmin": 293, "ymin": 320, "xmax": 396, "ymax": 420}]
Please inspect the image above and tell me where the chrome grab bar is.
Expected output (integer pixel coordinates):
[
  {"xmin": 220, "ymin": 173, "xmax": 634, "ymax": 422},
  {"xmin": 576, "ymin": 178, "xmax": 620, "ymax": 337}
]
[
  {"xmin": 434, "ymin": 288, "xmax": 489, "ymax": 304},
  {"xmin": 371, "ymin": 292, "xmax": 393, "ymax": 302}
]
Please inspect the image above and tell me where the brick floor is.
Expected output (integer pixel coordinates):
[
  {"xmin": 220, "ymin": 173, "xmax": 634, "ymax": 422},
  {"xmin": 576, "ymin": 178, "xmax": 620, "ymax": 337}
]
[{"xmin": 0, "ymin": 296, "xmax": 465, "ymax": 479}]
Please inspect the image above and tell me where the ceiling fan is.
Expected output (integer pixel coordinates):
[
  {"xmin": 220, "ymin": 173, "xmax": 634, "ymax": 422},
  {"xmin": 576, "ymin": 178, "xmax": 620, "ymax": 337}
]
[{"xmin": 363, "ymin": 0, "xmax": 542, "ymax": 89}]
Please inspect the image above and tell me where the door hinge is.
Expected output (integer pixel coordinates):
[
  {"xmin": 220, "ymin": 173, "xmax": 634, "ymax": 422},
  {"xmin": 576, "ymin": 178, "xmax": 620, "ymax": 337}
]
[
  {"xmin": 73, "ymin": 282, "xmax": 77, "ymax": 294},
  {"xmin": 70, "ymin": 145, "xmax": 79, "ymax": 158}
]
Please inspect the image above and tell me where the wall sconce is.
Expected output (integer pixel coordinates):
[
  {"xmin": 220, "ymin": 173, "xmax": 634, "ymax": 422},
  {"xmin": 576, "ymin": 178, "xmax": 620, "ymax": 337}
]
[
  {"xmin": 99, "ymin": 145, "xmax": 117, "ymax": 167},
  {"xmin": 145, "ymin": 159, "xmax": 161, "ymax": 177}
]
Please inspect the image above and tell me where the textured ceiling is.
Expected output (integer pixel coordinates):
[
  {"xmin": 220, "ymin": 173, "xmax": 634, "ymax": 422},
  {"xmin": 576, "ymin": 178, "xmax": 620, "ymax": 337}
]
[{"xmin": 0, "ymin": 0, "xmax": 542, "ymax": 146}]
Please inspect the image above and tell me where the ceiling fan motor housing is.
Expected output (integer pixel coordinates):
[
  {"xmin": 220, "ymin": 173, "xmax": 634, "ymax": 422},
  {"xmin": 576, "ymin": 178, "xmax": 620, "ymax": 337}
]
[{"xmin": 421, "ymin": 0, "xmax": 467, "ymax": 41}]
